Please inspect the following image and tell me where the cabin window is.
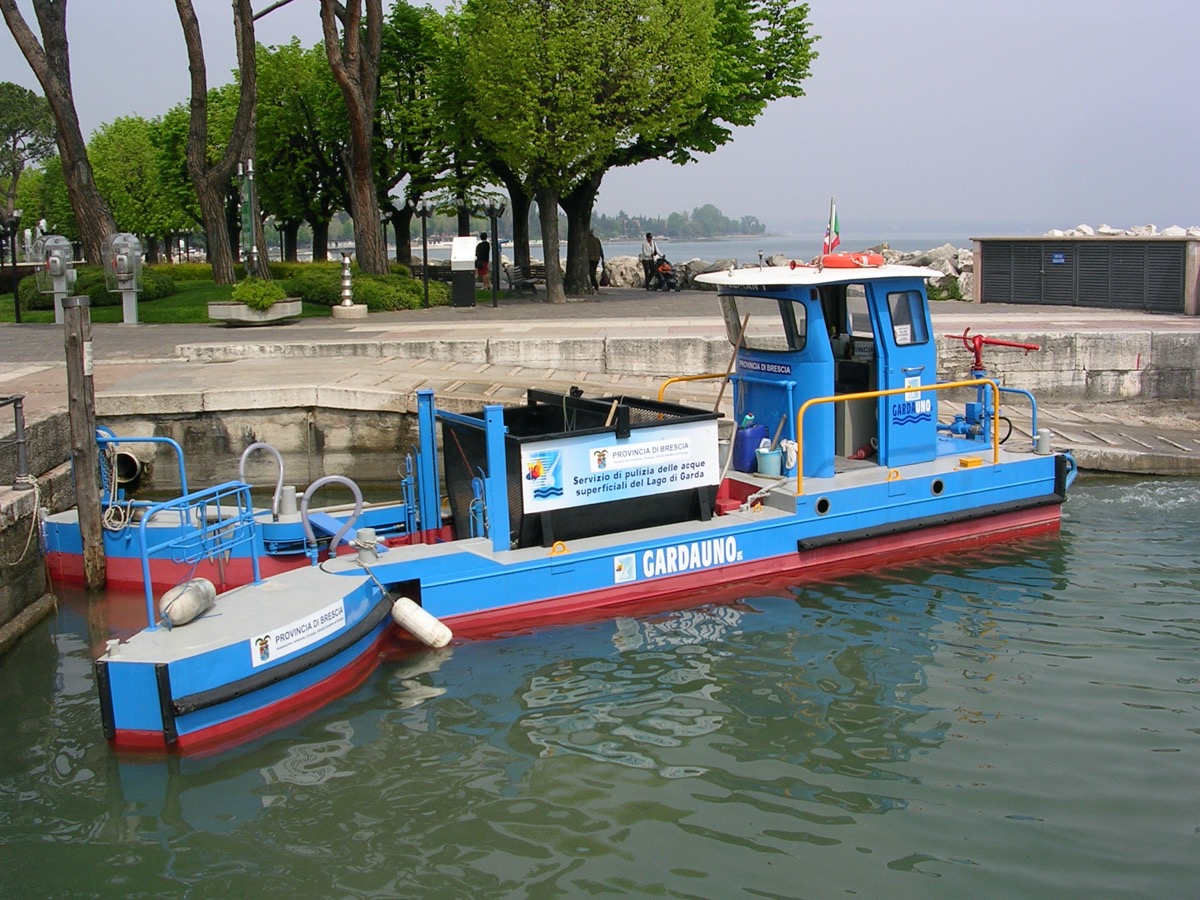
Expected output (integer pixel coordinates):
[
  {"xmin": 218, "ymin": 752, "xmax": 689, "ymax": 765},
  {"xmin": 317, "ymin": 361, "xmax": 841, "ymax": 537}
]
[
  {"xmin": 721, "ymin": 295, "xmax": 806, "ymax": 352},
  {"xmin": 844, "ymin": 284, "xmax": 875, "ymax": 360},
  {"xmin": 887, "ymin": 291, "xmax": 929, "ymax": 345},
  {"xmin": 845, "ymin": 284, "xmax": 873, "ymax": 339}
]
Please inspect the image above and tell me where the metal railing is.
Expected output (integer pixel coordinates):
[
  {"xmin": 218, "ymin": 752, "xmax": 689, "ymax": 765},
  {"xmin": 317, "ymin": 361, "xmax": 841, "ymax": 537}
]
[
  {"xmin": 1, "ymin": 394, "xmax": 35, "ymax": 490},
  {"xmin": 137, "ymin": 481, "xmax": 260, "ymax": 630},
  {"xmin": 795, "ymin": 378, "xmax": 1001, "ymax": 495},
  {"xmin": 657, "ymin": 372, "xmax": 726, "ymax": 403}
]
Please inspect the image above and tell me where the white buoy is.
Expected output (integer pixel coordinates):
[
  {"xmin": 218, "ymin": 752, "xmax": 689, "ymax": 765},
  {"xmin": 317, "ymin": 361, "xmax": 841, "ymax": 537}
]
[
  {"xmin": 159, "ymin": 578, "xmax": 217, "ymax": 626},
  {"xmin": 390, "ymin": 596, "xmax": 452, "ymax": 648}
]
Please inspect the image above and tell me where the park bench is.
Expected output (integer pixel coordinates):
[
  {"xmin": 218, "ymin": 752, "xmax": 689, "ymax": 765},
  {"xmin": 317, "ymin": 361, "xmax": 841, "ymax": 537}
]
[
  {"xmin": 407, "ymin": 263, "xmax": 453, "ymax": 282},
  {"xmin": 503, "ymin": 263, "xmax": 538, "ymax": 297}
]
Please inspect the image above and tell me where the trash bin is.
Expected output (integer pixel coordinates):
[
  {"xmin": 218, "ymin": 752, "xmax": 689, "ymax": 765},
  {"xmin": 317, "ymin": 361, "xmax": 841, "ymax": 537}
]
[{"xmin": 450, "ymin": 236, "xmax": 477, "ymax": 308}]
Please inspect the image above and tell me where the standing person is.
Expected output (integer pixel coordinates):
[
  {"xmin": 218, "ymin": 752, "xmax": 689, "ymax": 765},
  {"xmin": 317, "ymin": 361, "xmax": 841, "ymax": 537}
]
[
  {"xmin": 588, "ymin": 232, "xmax": 605, "ymax": 289},
  {"xmin": 475, "ymin": 232, "xmax": 490, "ymax": 284},
  {"xmin": 639, "ymin": 232, "xmax": 659, "ymax": 290}
]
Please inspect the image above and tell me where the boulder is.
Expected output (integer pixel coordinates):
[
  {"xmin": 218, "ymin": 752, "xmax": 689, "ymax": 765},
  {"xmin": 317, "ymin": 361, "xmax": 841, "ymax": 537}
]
[{"xmin": 604, "ymin": 255, "xmax": 645, "ymax": 288}]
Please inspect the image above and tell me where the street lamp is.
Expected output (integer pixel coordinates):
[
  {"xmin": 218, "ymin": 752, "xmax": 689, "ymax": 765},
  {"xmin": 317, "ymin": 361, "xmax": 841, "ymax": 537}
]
[
  {"xmin": 485, "ymin": 200, "xmax": 505, "ymax": 308},
  {"xmin": 408, "ymin": 198, "xmax": 434, "ymax": 309},
  {"xmin": 5, "ymin": 209, "xmax": 22, "ymax": 323}
]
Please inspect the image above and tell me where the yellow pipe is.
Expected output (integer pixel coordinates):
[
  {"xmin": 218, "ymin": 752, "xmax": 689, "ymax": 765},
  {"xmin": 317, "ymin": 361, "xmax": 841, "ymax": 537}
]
[
  {"xmin": 794, "ymin": 378, "xmax": 1000, "ymax": 495},
  {"xmin": 657, "ymin": 372, "xmax": 727, "ymax": 403}
]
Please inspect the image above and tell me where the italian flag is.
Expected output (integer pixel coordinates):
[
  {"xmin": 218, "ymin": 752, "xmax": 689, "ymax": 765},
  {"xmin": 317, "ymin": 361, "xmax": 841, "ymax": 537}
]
[{"xmin": 822, "ymin": 199, "xmax": 840, "ymax": 254}]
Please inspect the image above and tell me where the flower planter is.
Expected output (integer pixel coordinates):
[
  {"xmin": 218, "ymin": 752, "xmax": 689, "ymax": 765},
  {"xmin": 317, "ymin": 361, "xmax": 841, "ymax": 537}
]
[{"xmin": 207, "ymin": 298, "xmax": 302, "ymax": 325}]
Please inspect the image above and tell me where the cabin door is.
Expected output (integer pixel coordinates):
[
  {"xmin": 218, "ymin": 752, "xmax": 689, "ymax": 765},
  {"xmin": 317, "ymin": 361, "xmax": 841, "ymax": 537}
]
[{"xmin": 871, "ymin": 281, "xmax": 938, "ymax": 466}]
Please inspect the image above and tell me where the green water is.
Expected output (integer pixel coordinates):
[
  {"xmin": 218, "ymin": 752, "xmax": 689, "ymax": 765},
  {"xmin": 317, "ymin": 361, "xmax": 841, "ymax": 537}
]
[{"xmin": 1, "ymin": 476, "xmax": 1197, "ymax": 897}]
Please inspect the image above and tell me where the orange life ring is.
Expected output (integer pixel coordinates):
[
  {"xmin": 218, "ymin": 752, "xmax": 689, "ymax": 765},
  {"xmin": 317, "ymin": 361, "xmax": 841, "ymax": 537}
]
[{"xmin": 819, "ymin": 252, "xmax": 885, "ymax": 268}]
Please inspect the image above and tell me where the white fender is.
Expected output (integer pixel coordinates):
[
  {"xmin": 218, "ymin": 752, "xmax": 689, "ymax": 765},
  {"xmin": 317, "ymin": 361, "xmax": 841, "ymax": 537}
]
[
  {"xmin": 390, "ymin": 596, "xmax": 452, "ymax": 648},
  {"xmin": 159, "ymin": 578, "xmax": 217, "ymax": 627}
]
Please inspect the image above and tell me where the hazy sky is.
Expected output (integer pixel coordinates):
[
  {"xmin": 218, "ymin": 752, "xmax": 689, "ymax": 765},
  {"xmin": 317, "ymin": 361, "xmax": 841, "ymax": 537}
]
[{"xmin": 2, "ymin": 0, "xmax": 1197, "ymax": 235}]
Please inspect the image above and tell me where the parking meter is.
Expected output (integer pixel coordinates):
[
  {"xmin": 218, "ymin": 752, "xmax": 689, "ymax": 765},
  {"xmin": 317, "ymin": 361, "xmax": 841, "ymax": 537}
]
[
  {"xmin": 102, "ymin": 233, "xmax": 144, "ymax": 324},
  {"xmin": 33, "ymin": 235, "xmax": 77, "ymax": 324}
]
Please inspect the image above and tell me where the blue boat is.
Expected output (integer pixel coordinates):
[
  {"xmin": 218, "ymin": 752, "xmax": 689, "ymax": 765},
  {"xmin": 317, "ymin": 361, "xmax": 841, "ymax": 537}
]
[{"xmin": 93, "ymin": 254, "xmax": 1077, "ymax": 752}]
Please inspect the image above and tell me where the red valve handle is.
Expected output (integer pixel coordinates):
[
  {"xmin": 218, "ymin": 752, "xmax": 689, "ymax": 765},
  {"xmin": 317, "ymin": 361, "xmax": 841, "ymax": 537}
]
[{"xmin": 943, "ymin": 328, "xmax": 1039, "ymax": 370}]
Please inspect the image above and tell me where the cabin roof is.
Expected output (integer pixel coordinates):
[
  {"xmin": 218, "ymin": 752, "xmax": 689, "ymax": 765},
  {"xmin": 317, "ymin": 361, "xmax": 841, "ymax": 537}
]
[{"xmin": 695, "ymin": 263, "xmax": 943, "ymax": 289}]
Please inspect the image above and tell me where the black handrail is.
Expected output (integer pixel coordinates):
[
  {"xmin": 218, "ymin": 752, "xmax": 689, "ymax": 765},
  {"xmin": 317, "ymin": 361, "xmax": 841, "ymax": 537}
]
[{"xmin": 0, "ymin": 394, "xmax": 34, "ymax": 490}]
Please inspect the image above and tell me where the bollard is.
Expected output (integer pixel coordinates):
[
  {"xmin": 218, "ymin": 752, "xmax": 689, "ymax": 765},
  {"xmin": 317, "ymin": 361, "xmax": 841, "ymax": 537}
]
[{"xmin": 340, "ymin": 252, "xmax": 354, "ymax": 307}]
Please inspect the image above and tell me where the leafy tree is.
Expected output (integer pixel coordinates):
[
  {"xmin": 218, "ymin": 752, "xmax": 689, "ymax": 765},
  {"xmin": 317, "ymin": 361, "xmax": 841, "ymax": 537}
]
[
  {"xmin": 320, "ymin": 0, "xmax": 388, "ymax": 275},
  {"xmin": 88, "ymin": 116, "xmax": 190, "ymax": 255},
  {"xmin": 558, "ymin": 0, "xmax": 817, "ymax": 290},
  {"xmin": 256, "ymin": 39, "xmax": 348, "ymax": 261},
  {"xmin": 173, "ymin": 0, "xmax": 260, "ymax": 284},
  {"xmin": 460, "ymin": 0, "xmax": 712, "ymax": 301},
  {"xmin": 377, "ymin": 2, "xmax": 452, "ymax": 264},
  {"xmin": 0, "ymin": 81, "xmax": 55, "ymax": 219},
  {"xmin": 14, "ymin": 157, "xmax": 75, "ymax": 237},
  {"xmin": 0, "ymin": 0, "xmax": 117, "ymax": 262}
]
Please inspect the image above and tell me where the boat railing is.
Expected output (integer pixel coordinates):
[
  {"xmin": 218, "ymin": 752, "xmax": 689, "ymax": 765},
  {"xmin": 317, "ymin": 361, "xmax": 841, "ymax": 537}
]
[
  {"xmin": 657, "ymin": 372, "xmax": 726, "ymax": 404},
  {"xmin": 96, "ymin": 434, "xmax": 189, "ymax": 504},
  {"xmin": 795, "ymin": 378, "xmax": 1000, "ymax": 496},
  {"xmin": 137, "ymin": 481, "xmax": 261, "ymax": 630}
]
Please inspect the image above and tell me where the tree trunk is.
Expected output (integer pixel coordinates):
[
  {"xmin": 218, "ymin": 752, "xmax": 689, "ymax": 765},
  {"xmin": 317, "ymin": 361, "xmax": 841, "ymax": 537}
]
[
  {"xmin": 508, "ymin": 188, "xmax": 533, "ymax": 271},
  {"xmin": 394, "ymin": 207, "xmax": 413, "ymax": 266},
  {"xmin": 282, "ymin": 220, "xmax": 300, "ymax": 262},
  {"xmin": 561, "ymin": 173, "xmax": 602, "ymax": 296},
  {"xmin": 535, "ymin": 185, "xmax": 565, "ymax": 304},
  {"xmin": 489, "ymin": 161, "xmax": 533, "ymax": 270},
  {"xmin": 174, "ymin": 0, "xmax": 258, "ymax": 285},
  {"xmin": 321, "ymin": 0, "xmax": 387, "ymax": 275},
  {"xmin": 1, "ymin": 0, "xmax": 117, "ymax": 263},
  {"xmin": 311, "ymin": 219, "xmax": 330, "ymax": 261}
]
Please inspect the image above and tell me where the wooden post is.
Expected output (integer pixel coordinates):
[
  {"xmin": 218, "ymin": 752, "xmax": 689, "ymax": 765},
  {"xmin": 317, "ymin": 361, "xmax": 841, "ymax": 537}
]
[{"xmin": 63, "ymin": 295, "xmax": 105, "ymax": 590}]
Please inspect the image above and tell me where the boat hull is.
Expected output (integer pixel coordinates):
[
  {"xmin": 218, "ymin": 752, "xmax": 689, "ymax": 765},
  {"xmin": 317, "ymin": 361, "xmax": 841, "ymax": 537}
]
[{"xmin": 441, "ymin": 496, "xmax": 1062, "ymax": 636}]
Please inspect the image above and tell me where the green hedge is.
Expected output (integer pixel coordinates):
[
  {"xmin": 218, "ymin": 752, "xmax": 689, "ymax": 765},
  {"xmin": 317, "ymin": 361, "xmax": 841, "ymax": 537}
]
[
  {"xmin": 231, "ymin": 277, "xmax": 288, "ymax": 311},
  {"xmin": 146, "ymin": 262, "xmax": 211, "ymax": 282},
  {"xmin": 19, "ymin": 265, "xmax": 176, "ymax": 311},
  {"xmin": 284, "ymin": 269, "xmax": 448, "ymax": 310}
]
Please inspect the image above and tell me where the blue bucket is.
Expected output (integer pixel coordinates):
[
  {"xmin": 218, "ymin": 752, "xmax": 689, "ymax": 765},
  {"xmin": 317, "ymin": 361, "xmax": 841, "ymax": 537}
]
[{"xmin": 755, "ymin": 447, "xmax": 782, "ymax": 477}]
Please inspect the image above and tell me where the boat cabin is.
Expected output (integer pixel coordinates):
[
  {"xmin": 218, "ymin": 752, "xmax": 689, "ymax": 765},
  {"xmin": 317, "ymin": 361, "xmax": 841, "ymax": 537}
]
[{"xmin": 702, "ymin": 260, "xmax": 943, "ymax": 478}]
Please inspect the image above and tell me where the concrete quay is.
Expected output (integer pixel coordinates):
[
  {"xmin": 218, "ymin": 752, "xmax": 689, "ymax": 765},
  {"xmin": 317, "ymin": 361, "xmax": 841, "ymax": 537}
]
[{"xmin": 2, "ymin": 287, "xmax": 1200, "ymax": 480}]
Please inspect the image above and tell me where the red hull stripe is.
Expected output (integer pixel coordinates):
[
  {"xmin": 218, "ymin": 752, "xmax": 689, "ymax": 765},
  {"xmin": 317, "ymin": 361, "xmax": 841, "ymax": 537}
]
[{"xmin": 449, "ymin": 504, "xmax": 1060, "ymax": 635}]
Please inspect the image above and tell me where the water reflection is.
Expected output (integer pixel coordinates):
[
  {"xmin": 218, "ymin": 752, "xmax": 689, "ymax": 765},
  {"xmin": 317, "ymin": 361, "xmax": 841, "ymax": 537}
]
[{"xmin": 1, "ymin": 477, "xmax": 1197, "ymax": 896}]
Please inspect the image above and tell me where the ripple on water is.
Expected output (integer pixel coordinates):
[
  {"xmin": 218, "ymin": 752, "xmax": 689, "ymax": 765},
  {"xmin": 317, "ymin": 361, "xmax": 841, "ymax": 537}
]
[{"xmin": 0, "ymin": 477, "xmax": 1197, "ymax": 896}]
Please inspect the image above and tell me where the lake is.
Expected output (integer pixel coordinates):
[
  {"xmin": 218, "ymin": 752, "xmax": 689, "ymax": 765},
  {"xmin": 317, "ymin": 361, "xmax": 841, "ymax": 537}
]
[
  {"xmin": 0, "ymin": 474, "xmax": 1196, "ymax": 897},
  {"xmin": 403, "ymin": 232, "xmax": 977, "ymax": 268}
]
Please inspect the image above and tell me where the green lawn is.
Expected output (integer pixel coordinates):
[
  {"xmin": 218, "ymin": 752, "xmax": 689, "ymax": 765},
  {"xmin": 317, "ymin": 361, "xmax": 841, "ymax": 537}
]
[
  {"xmin": 1, "ymin": 279, "xmax": 488, "ymax": 324},
  {"xmin": 3, "ymin": 281, "xmax": 328, "ymax": 324}
]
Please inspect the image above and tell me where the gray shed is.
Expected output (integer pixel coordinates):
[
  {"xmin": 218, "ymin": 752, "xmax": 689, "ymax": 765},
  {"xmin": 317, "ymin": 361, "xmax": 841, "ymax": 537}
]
[{"xmin": 973, "ymin": 236, "xmax": 1200, "ymax": 315}]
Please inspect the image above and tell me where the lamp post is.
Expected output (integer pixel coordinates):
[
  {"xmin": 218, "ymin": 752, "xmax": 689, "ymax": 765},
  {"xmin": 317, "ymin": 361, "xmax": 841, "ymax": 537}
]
[
  {"xmin": 409, "ymin": 198, "xmax": 433, "ymax": 309},
  {"xmin": 485, "ymin": 200, "xmax": 505, "ymax": 308},
  {"xmin": 5, "ymin": 209, "xmax": 22, "ymax": 323}
]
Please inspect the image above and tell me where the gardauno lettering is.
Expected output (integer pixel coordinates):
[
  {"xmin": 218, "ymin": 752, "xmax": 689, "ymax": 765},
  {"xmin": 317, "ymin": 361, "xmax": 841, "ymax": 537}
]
[
  {"xmin": 641, "ymin": 536, "xmax": 740, "ymax": 578},
  {"xmin": 892, "ymin": 398, "xmax": 932, "ymax": 424}
]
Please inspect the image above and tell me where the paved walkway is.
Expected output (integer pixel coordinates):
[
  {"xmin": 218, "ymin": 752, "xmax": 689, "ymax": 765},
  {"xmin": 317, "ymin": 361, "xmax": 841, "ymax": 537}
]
[{"xmin": 2, "ymin": 287, "xmax": 1199, "ymax": 474}]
